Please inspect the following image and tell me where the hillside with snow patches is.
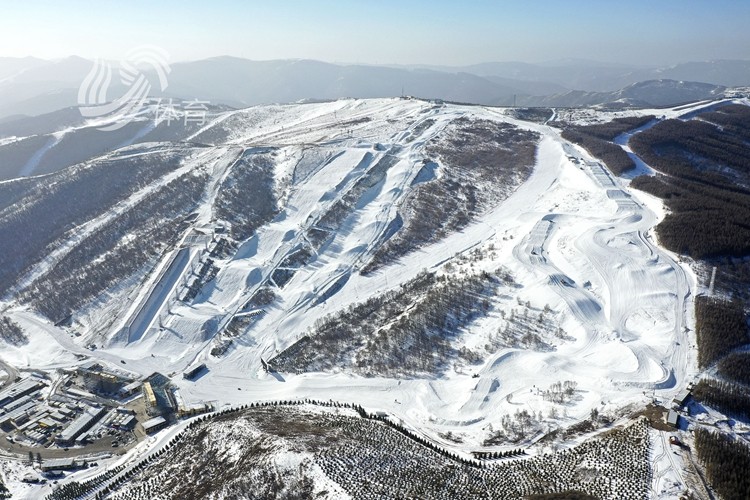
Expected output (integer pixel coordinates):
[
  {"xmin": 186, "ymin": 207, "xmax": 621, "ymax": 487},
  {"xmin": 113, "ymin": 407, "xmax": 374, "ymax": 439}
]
[{"xmin": 2, "ymin": 96, "xmax": 743, "ymax": 497}]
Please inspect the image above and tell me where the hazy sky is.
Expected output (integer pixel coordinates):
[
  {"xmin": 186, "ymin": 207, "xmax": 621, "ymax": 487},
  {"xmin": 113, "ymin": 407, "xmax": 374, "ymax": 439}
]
[{"xmin": 2, "ymin": 0, "xmax": 748, "ymax": 66}]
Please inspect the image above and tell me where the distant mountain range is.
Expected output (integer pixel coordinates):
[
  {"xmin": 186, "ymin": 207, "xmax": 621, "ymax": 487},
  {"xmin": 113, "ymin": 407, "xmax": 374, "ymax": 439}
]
[
  {"xmin": 0, "ymin": 56, "xmax": 748, "ymax": 119},
  {"xmin": 406, "ymin": 59, "xmax": 750, "ymax": 92},
  {"xmin": 517, "ymin": 79, "xmax": 727, "ymax": 108}
]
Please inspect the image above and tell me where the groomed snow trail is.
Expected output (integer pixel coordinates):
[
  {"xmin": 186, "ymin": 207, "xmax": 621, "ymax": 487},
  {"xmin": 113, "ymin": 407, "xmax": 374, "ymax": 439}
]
[
  {"xmin": 173, "ymin": 101, "xmax": 692, "ymax": 450},
  {"xmin": 5, "ymin": 98, "xmax": 695, "ymax": 453}
]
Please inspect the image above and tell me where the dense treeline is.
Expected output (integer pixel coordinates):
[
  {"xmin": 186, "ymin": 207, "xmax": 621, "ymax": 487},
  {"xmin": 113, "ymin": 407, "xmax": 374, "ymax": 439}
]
[
  {"xmin": 560, "ymin": 131, "xmax": 633, "ymax": 175},
  {"xmin": 566, "ymin": 116, "xmax": 655, "ymax": 141},
  {"xmin": 0, "ymin": 147, "xmax": 188, "ymax": 295},
  {"xmin": 237, "ymin": 287, "xmax": 276, "ymax": 312},
  {"xmin": 634, "ymin": 105, "xmax": 750, "ymax": 500},
  {"xmin": 214, "ymin": 150, "xmax": 278, "ymax": 243},
  {"xmin": 692, "ymin": 378, "xmax": 750, "ymax": 417},
  {"xmin": 561, "ymin": 116, "xmax": 654, "ymax": 175},
  {"xmin": 695, "ymin": 428, "xmax": 750, "ymax": 500},
  {"xmin": 694, "ymin": 296, "xmax": 748, "ymax": 368},
  {"xmin": 630, "ymin": 106, "xmax": 750, "ymax": 257},
  {"xmin": 699, "ymin": 103, "xmax": 750, "ymax": 138},
  {"xmin": 270, "ymin": 245, "xmax": 315, "ymax": 288},
  {"xmin": 715, "ymin": 257, "xmax": 750, "ymax": 304},
  {"xmin": 633, "ymin": 110, "xmax": 750, "ymax": 179},
  {"xmin": 20, "ymin": 172, "xmax": 209, "ymax": 323},
  {"xmin": 631, "ymin": 174, "xmax": 750, "ymax": 257},
  {"xmin": 717, "ymin": 352, "xmax": 750, "ymax": 386},
  {"xmin": 272, "ymin": 269, "xmax": 507, "ymax": 376},
  {"xmin": 364, "ymin": 118, "xmax": 538, "ymax": 273}
]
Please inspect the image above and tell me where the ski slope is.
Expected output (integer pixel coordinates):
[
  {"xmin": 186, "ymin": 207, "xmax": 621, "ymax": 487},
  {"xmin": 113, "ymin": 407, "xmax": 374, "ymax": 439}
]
[{"xmin": 1, "ymin": 97, "xmax": 699, "ymax": 453}]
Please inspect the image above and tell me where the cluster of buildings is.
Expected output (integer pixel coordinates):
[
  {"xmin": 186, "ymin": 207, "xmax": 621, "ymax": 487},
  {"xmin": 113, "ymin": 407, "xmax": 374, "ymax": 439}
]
[
  {"xmin": 0, "ymin": 362, "xmax": 214, "ymax": 459},
  {"xmin": 55, "ymin": 406, "xmax": 107, "ymax": 446},
  {"xmin": 56, "ymin": 406, "xmax": 137, "ymax": 446},
  {"xmin": 0, "ymin": 377, "xmax": 87, "ymax": 446},
  {"xmin": 0, "ymin": 373, "xmax": 139, "ymax": 449},
  {"xmin": 0, "ymin": 378, "xmax": 47, "ymax": 430},
  {"xmin": 0, "ymin": 367, "xmax": 139, "ymax": 449}
]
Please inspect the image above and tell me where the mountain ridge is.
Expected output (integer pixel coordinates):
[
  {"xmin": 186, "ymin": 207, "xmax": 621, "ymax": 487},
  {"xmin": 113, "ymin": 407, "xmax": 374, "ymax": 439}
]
[{"xmin": 0, "ymin": 56, "xmax": 747, "ymax": 119}]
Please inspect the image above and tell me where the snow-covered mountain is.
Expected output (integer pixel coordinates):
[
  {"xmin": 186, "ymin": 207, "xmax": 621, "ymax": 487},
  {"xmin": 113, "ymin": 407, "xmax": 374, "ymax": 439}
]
[
  {"xmin": 0, "ymin": 96, "xmax": 696, "ymax": 442},
  {"xmin": 3, "ymin": 95, "xmax": 749, "ymax": 498}
]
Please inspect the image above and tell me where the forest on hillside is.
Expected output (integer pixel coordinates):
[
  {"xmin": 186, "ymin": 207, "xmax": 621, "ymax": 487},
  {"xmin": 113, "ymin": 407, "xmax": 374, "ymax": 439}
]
[
  {"xmin": 692, "ymin": 378, "xmax": 750, "ymax": 418},
  {"xmin": 21, "ymin": 171, "xmax": 209, "ymax": 323},
  {"xmin": 0, "ymin": 148, "xmax": 188, "ymax": 296},
  {"xmin": 214, "ymin": 149, "xmax": 278, "ymax": 243},
  {"xmin": 694, "ymin": 296, "xmax": 748, "ymax": 369},
  {"xmin": 272, "ymin": 269, "xmax": 506, "ymax": 376},
  {"xmin": 363, "ymin": 118, "xmax": 539, "ymax": 273},
  {"xmin": 630, "ymin": 105, "xmax": 750, "ymax": 258},
  {"xmin": 561, "ymin": 115, "xmax": 654, "ymax": 175},
  {"xmin": 695, "ymin": 428, "xmax": 750, "ymax": 500},
  {"xmin": 718, "ymin": 352, "xmax": 750, "ymax": 386},
  {"xmin": 634, "ymin": 105, "xmax": 750, "ymax": 500},
  {"xmin": 52, "ymin": 402, "xmax": 650, "ymax": 500}
]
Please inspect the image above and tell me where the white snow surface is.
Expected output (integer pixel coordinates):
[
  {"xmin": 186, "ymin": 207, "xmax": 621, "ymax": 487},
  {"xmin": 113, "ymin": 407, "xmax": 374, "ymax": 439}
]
[{"xmin": 0, "ymin": 98, "xmax": 700, "ymax": 455}]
